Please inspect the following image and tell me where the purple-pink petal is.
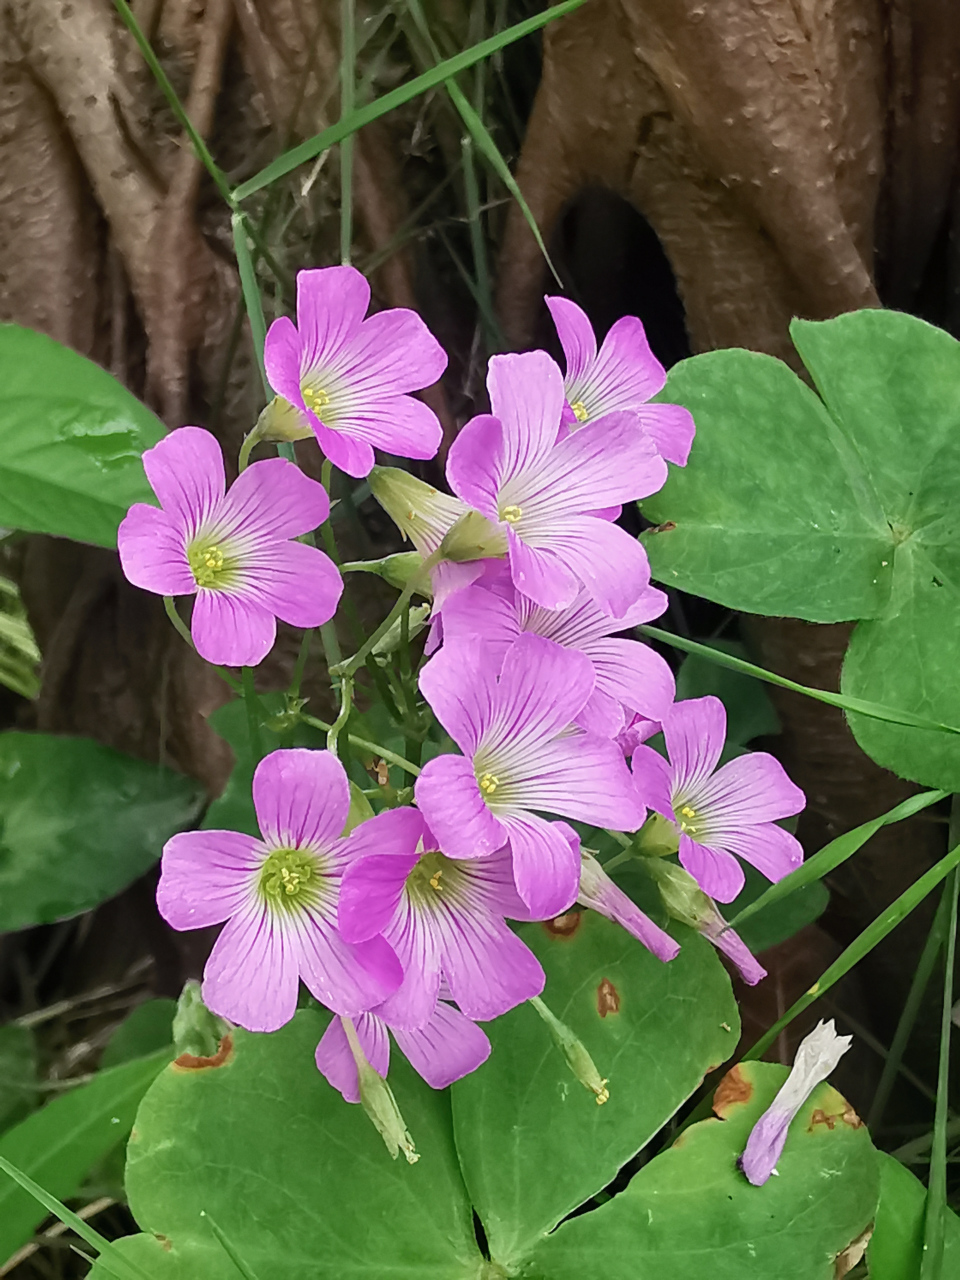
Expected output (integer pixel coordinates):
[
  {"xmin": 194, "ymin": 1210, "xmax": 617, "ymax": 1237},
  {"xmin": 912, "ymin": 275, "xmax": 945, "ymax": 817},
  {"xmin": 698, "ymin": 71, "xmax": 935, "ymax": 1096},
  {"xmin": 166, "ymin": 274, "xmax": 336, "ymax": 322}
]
[
  {"xmin": 414, "ymin": 755, "xmax": 506, "ymax": 859},
  {"xmin": 679, "ymin": 833, "xmax": 745, "ymax": 903},
  {"xmin": 262, "ymin": 315, "xmax": 304, "ymax": 407},
  {"xmin": 418, "ymin": 636, "xmax": 499, "ymax": 754},
  {"xmin": 238, "ymin": 538, "xmax": 342, "ymax": 629},
  {"xmin": 638, "ymin": 403, "xmax": 696, "ymax": 467},
  {"xmin": 118, "ymin": 504, "xmax": 195, "ymax": 597},
  {"xmin": 503, "ymin": 731, "xmax": 646, "ymax": 832},
  {"xmin": 326, "ymin": 394, "xmax": 442, "ymax": 462},
  {"xmin": 141, "ymin": 426, "xmax": 225, "ymax": 538},
  {"xmin": 292, "ymin": 912, "xmax": 402, "ymax": 1017},
  {"xmin": 583, "ymin": 637, "xmax": 675, "ymax": 723},
  {"xmin": 202, "ymin": 901, "xmax": 300, "ymax": 1033},
  {"xmin": 438, "ymin": 899, "xmax": 545, "ymax": 1019},
  {"xmin": 311, "ymin": 422, "xmax": 376, "ymax": 478},
  {"xmin": 498, "ymin": 812, "xmax": 581, "ymax": 920},
  {"xmin": 588, "ymin": 315, "xmax": 666, "ymax": 409},
  {"xmin": 315, "ymin": 1012, "xmax": 390, "ymax": 1103},
  {"xmin": 631, "ymin": 744, "xmax": 676, "ymax": 817},
  {"xmin": 488, "ymin": 350, "xmax": 567, "ymax": 472},
  {"xmin": 696, "ymin": 752, "xmax": 805, "ymax": 827},
  {"xmin": 719, "ymin": 822, "xmax": 804, "ymax": 886},
  {"xmin": 534, "ymin": 514, "xmax": 652, "ymax": 619},
  {"xmin": 531, "ymin": 410, "xmax": 667, "ymax": 510},
  {"xmin": 157, "ymin": 830, "xmax": 260, "ymax": 930},
  {"xmin": 663, "ymin": 696, "xmax": 728, "ymax": 796},
  {"xmin": 506, "ymin": 527, "xmax": 581, "ymax": 610},
  {"xmin": 704, "ymin": 916, "xmax": 767, "ymax": 986},
  {"xmin": 393, "ymin": 1002, "xmax": 491, "ymax": 1090},
  {"xmin": 216, "ymin": 456, "xmax": 329, "ymax": 542},
  {"xmin": 577, "ymin": 852, "xmax": 680, "ymax": 963},
  {"xmin": 494, "ymin": 633, "xmax": 595, "ymax": 746},
  {"xmin": 545, "ymin": 295, "xmax": 598, "ymax": 383},
  {"xmin": 296, "ymin": 265, "xmax": 370, "ymax": 371},
  {"xmin": 446, "ymin": 414, "xmax": 503, "ymax": 521},
  {"xmin": 338, "ymin": 307, "xmax": 447, "ymax": 397},
  {"xmin": 252, "ymin": 748, "xmax": 350, "ymax": 852},
  {"xmin": 190, "ymin": 590, "xmax": 277, "ymax": 667},
  {"xmin": 338, "ymin": 851, "xmax": 420, "ymax": 944}
]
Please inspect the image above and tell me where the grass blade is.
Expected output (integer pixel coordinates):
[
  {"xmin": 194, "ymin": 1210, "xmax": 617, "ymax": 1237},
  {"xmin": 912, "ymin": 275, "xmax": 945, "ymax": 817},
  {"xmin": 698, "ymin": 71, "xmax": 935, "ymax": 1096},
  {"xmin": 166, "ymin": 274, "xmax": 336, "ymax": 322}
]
[
  {"xmin": 744, "ymin": 840, "xmax": 960, "ymax": 1062},
  {"xmin": 340, "ymin": 0, "xmax": 356, "ymax": 264},
  {"xmin": 233, "ymin": 0, "xmax": 586, "ymax": 200},
  {"xmin": 230, "ymin": 213, "xmax": 270, "ymax": 396},
  {"xmin": 639, "ymin": 625, "xmax": 960, "ymax": 738},
  {"xmin": 0, "ymin": 1155, "xmax": 150, "ymax": 1280},
  {"xmin": 730, "ymin": 789, "xmax": 947, "ymax": 932}
]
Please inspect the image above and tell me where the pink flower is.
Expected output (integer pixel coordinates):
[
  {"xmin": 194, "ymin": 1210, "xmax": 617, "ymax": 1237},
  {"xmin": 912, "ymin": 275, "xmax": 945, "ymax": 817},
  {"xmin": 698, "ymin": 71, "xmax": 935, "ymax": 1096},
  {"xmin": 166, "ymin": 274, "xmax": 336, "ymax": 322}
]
[
  {"xmin": 576, "ymin": 845, "xmax": 680, "ymax": 964},
  {"xmin": 118, "ymin": 426, "xmax": 341, "ymax": 667},
  {"xmin": 316, "ymin": 1000, "xmax": 491, "ymax": 1101},
  {"xmin": 632, "ymin": 695, "xmax": 805, "ymax": 902},
  {"xmin": 157, "ymin": 750, "xmax": 401, "ymax": 1033},
  {"xmin": 264, "ymin": 266, "xmax": 447, "ymax": 478},
  {"xmin": 446, "ymin": 350, "xmax": 667, "ymax": 617},
  {"xmin": 546, "ymin": 295, "xmax": 695, "ymax": 466},
  {"xmin": 439, "ymin": 561, "xmax": 675, "ymax": 736},
  {"xmin": 338, "ymin": 808, "xmax": 543, "ymax": 1029},
  {"xmin": 415, "ymin": 633, "xmax": 646, "ymax": 919}
]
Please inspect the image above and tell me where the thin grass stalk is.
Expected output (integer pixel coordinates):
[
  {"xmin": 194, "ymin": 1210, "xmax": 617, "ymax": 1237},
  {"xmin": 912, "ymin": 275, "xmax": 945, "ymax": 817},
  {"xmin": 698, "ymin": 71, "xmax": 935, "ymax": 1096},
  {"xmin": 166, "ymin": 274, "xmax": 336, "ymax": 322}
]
[{"xmin": 340, "ymin": 0, "xmax": 356, "ymax": 264}]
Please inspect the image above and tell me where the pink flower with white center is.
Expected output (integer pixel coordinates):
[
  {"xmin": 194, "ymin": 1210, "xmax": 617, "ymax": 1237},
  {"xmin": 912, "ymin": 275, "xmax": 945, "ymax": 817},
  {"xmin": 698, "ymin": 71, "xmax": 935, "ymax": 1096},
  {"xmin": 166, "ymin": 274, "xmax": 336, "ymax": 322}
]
[
  {"xmin": 631, "ymin": 695, "xmax": 805, "ymax": 903},
  {"xmin": 446, "ymin": 350, "xmax": 667, "ymax": 618},
  {"xmin": 415, "ymin": 633, "xmax": 647, "ymax": 919},
  {"xmin": 263, "ymin": 266, "xmax": 447, "ymax": 478},
  {"xmin": 118, "ymin": 427, "xmax": 341, "ymax": 667},
  {"xmin": 157, "ymin": 750, "xmax": 401, "ymax": 1034},
  {"xmin": 740, "ymin": 1020, "xmax": 852, "ymax": 1185},
  {"xmin": 316, "ymin": 1000, "xmax": 491, "ymax": 1102},
  {"xmin": 546, "ymin": 295, "xmax": 695, "ymax": 466},
  {"xmin": 439, "ymin": 561, "xmax": 675, "ymax": 736},
  {"xmin": 337, "ymin": 807, "xmax": 543, "ymax": 1029}
]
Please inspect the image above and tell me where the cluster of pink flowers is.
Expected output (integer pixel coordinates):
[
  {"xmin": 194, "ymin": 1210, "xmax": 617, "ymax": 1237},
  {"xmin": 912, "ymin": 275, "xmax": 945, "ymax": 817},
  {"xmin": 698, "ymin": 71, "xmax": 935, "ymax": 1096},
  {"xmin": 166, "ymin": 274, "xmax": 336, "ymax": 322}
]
[{"xmin": 120, "ymin": 266, "xmax": 805, "ymax": 1103}]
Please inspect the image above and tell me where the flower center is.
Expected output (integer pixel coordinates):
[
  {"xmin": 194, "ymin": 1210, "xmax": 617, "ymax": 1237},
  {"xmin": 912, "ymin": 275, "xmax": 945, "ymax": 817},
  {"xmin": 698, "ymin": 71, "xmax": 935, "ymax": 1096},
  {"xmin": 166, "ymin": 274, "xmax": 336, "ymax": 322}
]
[
  {"xmin": 678, "ymin": 804, "xmax": 699, "ymax": 835},
  {"xmin": 478, "ymin": 772, "xmax": 500, "ymax": 795},
  {"xmin": 500, "ymin": 505, "xmax": 523, "ymax": 524},
  {"xmin": 570, "ymin": 400, "xmax": 589, "ymax": 423},
  {"xmin": 406, "ymin": 850, "xmax": 464, "ymax": 907},
  {"xmin": 258, "ymin": 847, "xmax": 322, "ymax": 911},
  {"xmin": 187, "ymin": 539, "xmax": 231, "ymax": 589},
  {"xmin": 302, "ymin": 384, "xmax": 331, "ymax": 415}
]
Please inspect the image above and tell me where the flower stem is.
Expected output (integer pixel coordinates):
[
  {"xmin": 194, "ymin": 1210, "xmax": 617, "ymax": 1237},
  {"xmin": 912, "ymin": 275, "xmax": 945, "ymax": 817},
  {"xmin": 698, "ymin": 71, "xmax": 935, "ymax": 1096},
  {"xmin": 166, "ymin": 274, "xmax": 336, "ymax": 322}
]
[
  {"xmin": 326, "ymin": 676, "xmax": 354, "ymax": 756},
  {"xmin": 300, "ymin": 714, "xmax": 420, "ymax": 777},
  {"xmin": 163, "ymin": 595, "xmax": 194, "ymax": 649},
  {"xmin": 237, "ymin": 428, "xmax": 259, "ymax": 473},
  {"xmin": 334, "ymin": 548, "xmax": 442, "ymax": 679}
]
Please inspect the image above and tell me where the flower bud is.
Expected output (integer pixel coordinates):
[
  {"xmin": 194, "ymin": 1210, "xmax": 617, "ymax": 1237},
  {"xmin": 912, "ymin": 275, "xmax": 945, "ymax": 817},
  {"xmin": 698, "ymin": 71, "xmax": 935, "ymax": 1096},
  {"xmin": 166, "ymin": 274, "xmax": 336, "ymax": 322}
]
[
  {"xmin": 253, "ymin": 396, "xmax": 314, "ymax": 443},
  {"xmin": 345, "ymin": 551, "xmax": 429, "ymax": 594},
  {"xmin": 740, "ymin": 1020, "xmax": 852, "ymax": 1185},
  {"xmin": 635, "ymin": 812, "xmax": 680, "ymax": 858},
  {"xmin": 578, "ymin": 851, "xmax": 679, "ymax": 963},
  {"xmin": 371, "ymin": 604, "xmax": 432, "ymax": 662},
  {"xmin": 530, "ymin": 995, "xmax": 609, "ymax": 1105},
  {"xmin": 173, "ymin": 980, "xmax": 230, "ymax": 1059},
  {"xmin": 643, "ymin": 859, "xmax": 765, "ymax": 985},
  {"xmin": 341, "ymin": 1016, "xmax": 419, "ymax": 1163},
  {"xmin": 368, "ymin": 466, "xmax": 466, "ymax": 555},
  {"xmin": 438, "ymin": 510, "xmax": 507, "ymax": 563}
]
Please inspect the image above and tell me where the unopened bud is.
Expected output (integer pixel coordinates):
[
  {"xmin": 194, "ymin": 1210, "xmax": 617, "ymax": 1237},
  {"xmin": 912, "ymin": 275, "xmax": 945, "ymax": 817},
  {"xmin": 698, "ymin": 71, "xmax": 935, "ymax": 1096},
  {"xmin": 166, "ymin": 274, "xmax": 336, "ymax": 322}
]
[
  {"xmin": 578, "ymin": 850, "xmax": 679, "ymax": 963},
  {"xmin": 341, "ymin": 1016, "xmax": 419, "ymax": 1163},
  {"xmin": 264, "ymin": 694, "xmax": 307, "ymax": 733},
  {"xmin": 438, "ymin": 510, "xmax": 507, "ymax": 563},
  {"xmin": 344, "ymin": 551, "xmax": 429, "ymax": 594},
  {"xmin": 371, "ymin": 604, "xmax": 432, "ymax": 662},
  {"xmin": 368, "ymin": 467, "xmax": 468, "ymax": 556},
  {"xmin": 173, "ymin": 980, "xmax": 230, "ymax": 1059},
  {"xmin": 254, "ymin": 396, "xmax": 314, "ymax": 442},
  {"xmin": 634, "ymin": 812, "xmax": 680, "ymax": 858},
  {"xmin": 530, "ymin": 995, "xmax": 609, "ymax": 1105}
]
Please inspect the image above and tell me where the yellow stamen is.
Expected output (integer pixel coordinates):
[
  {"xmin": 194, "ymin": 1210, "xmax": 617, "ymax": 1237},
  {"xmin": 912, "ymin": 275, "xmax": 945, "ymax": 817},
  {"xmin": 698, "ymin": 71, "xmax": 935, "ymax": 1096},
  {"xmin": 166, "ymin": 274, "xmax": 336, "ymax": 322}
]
[
  {"xmin": 188, "ymin": 541, "xmax": 227, "ymax": 588},
  {"xmin": 500, "ymin": 505, "xmax": 523, "ymax": 524},
  {"xmin": 679, "ymin": 804, "xmax": 698, "ymax": 834},
  {"xmin": 302, "ymin": 385, "xmax": 331, "ymax": 411},
  {"xmin": 479, "ymin": 773, "xmax": 499, "ymax": 796},
  {"xmin": 429, "ymin": 869, "xmax": 443, "ymax": 891},
  {"xmin": 570, "ymin": 400, "xmax": 588, "ymax": 423}
]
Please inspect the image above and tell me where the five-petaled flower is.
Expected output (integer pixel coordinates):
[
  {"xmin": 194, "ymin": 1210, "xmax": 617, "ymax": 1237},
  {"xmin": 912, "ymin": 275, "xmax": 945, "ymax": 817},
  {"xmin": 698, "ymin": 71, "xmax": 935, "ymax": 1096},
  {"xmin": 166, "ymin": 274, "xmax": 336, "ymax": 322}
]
[
  {"xmin": 337, "ymin": 807, "xmax": 543, "ymax": 1029},
  {"xmin": 631, "ymin": 695, "xmax": 805, "ymax": 902},
  {"xmin": 439, "ymin": 561, "xmax": 675, "ymax": 736},
  {"xmin": 415, "ymin": 633, "xmax": 646, "ymax": 919},
  {"xmin": 446, "ymin": 350, "xmax": 667, "ymax": 617},
  {"xmin": 546, "ymin": 295, "xmax": 695, "ymax": 466},
  {"xmin": 264, "ymin": 265, "xmax": 448, "ymax": 478},
  {"xmin": 118, "ymin": 426, "xmax": 342, "ymax": 667},
  {"xmin": 157, "ymin": 750, "xmax": 401, "ymax": 1033}
]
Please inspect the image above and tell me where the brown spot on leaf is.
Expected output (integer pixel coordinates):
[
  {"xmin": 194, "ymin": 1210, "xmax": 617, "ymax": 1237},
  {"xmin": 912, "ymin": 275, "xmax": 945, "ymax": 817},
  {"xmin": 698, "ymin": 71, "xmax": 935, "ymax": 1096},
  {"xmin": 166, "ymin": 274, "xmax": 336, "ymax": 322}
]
[
  {"xmin": 173, "ymin": 1033, "xmax": 234, "ymax": 1071},
  {"xmin": 649, "ymin": 521, "xmax": 676, "ymax": 533},
  {"xmin": 809, "ymin": 1108, "xmax": 837, "ymax": 1131},
  {"xmin": 543, "ymin": 911, "xmax": 582, "ymax": 938},
  {"xmin": 712, "ymin": 1065, "xmax": 753, "ymax": 1118},
  {"xmin": 809, "ymin": 1101, "xmax": 863, "ymax": 1132},
  {"xmin": 597, "ymin": 978, "xmax": 620, "ymax": 1016},
  {"xmin": 155, "ymin": 1235, "xmax": 172, "ymax": 1253},
  {"xmin": 834, "ymin": 1224, "xmax": 873, "ymax": 1277}
]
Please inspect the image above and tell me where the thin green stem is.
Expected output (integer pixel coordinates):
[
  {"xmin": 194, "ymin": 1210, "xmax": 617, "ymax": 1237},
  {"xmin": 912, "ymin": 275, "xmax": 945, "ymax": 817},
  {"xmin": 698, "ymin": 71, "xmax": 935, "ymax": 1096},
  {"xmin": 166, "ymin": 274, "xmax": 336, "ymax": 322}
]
[
  {"xmin": 319, "ymin": 459, "xmax": 341, "ymax": 565},
  {"xmin": 334, "ymin": 549, "xmax": 442, "ymax": 678},
  {"xmin": 290, "ymin": 630, "xmax": 313, "ymax": 699},
  {"xmin": 340, "ymin": 0, "xmax": 356, "ymax": 264},
  {"xmin": 320, "ymin": 620, "xmax": 343, "ymax": 675},
  {"xmin": 241, "ymin": 667, "xmax": 264, "ymax": 763},
  {"xmin": 237, "ymin": 427, "xmax": 259, "ymax": 473},
  {"xmin": 300, "ymin": 714, "xmax": 421, "ymax": 776},
  {"xmin": 638, "ymin": 625, "xmax": 960, "ymax": 739},
  {"xmin": 326, "ymin": 676, "xmax": 354, "ymax": 756},
  {"xmin": 868, "ymin": 884, "xmax": 951, "ymax": 1131},
  {"xmin": 163, "ymin": 595, "xmax": 195, "ymax": 650},
  {"xmin": 231, "ymin": 212, "xmax": 271, "ymax": 397},
  {"xmin": 112, "ymin": 0, "xmax": 233, "ymax": 207},
  {"xmin": 921, "ymin": 805, "xmax": 960, "ymax": 1280}
]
